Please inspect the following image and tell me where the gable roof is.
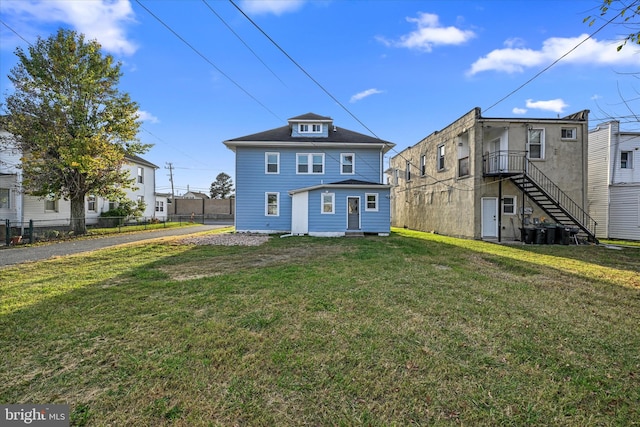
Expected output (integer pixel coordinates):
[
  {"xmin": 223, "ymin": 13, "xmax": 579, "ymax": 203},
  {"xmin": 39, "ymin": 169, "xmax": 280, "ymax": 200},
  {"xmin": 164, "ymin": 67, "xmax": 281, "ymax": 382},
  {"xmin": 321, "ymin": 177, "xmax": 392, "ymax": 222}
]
[
  {"xmin": 126, "ymin": 154, "xmax": 159, "ymax": 169},
  {"xmin": 288, "ymin": 112, "xmax": 333, "ymax": 122}
]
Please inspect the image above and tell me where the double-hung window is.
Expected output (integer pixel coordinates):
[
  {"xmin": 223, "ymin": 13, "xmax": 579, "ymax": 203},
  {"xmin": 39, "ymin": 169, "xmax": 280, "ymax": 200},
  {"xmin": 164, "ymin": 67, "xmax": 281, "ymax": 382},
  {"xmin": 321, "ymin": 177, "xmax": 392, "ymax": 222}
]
[
  {"xmin": 528, "ymin": 129, "xmax": 545, "ymax": 159},
  {"xmin": 621, "ymin": 151, "xmax": 633, "ymax": 169},
  {"xmin": 0, "ymin": 188, "xmax": 10, "ymax": 209},
  {"xmin": 156, "ymin": 201, "xmax": 164, "ymax": 212},
  {"xmin": 561, "ymin": 127, "xmax": 576, "ymax": 140},
  {"xmin": 137, "ymin": 167, "xmax": 144, "ymax": 184},
  {"xmin": 341, "ymin": 153, "xmax": 354, "ymax": 174},
  {"xmin": 266, "ymin": 152, "xmax": 279, "ymax": 174},
  {"xmin": 503, "ymin": 196, "xmax": 516, "ymax": 215},
  {"xmin": 365, "ymin": 193, "xmax": 378, "ymax": 212},
  {"xmin": 266, "ymin": 192, "xmax": 279, "ymax": 216},
  {"xmin": 297, "ymin": 153, "xmax": 324, "ymax": 174},
  {"xmin": 87, "ymin": 195, "xmax": 96, "ymax": 212},
  {"xmin": 437, "ymin": 144, "xmax": 445, "ymax": 171},
  {"xmin": 322, "ymin": 193, "xmax": 335, "ymax": 214}
]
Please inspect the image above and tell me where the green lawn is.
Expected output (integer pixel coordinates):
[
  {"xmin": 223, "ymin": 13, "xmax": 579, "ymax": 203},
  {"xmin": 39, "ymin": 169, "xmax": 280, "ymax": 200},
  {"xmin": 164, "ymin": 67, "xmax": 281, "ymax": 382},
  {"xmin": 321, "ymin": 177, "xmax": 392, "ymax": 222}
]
[{"xmin": 1, "ymin": 228, "xmax": 639, "ymax": 426}]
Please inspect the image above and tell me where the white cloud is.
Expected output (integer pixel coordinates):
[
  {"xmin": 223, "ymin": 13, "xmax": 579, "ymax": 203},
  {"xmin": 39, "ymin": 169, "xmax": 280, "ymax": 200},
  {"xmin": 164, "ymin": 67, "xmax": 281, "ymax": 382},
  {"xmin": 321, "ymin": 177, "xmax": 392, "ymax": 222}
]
[
  {"xmin": 239, "ymin": 0, "xmax": 305, "ymax": 15},
  {"xmin": 350, "ymin": 88, "xmax": 384, "ymax": 103},
  {"xmin": 468, "ymin": 34, "xmax": 640, "ymax": 75},
  {"xmin": 1, "ymin": 0, "xmax": 137, "ymax": 55},
  {"xmin": 137, "ymin": 110, "xmax": 159, "ymax": 124},
  {"xmin": 377, "ymin": 12, "xmax": 475, "ymax": 52},
  {"xmin": 525, "ymin": 99, "xmax": 568, "ymax": 114},
  {"xmin": 512, "ymin": 107, "xmax": 527, "ymax": 114}
]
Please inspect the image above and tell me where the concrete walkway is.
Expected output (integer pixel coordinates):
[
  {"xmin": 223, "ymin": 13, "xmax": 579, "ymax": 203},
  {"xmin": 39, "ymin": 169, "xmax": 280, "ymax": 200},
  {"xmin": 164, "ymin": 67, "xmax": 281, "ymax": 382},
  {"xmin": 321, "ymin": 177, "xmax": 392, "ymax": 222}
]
[{"xmin": 0, "ymin": 223, "xmax": 230, "ymax": 268}]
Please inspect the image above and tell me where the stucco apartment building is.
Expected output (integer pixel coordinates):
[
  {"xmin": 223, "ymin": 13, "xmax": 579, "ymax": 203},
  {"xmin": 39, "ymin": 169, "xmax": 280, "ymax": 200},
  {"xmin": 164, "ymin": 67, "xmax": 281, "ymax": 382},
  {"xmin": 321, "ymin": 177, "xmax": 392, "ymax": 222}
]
[{"xmin": 389, "ymin": 107, "xmax": 596, "ymax": 242}]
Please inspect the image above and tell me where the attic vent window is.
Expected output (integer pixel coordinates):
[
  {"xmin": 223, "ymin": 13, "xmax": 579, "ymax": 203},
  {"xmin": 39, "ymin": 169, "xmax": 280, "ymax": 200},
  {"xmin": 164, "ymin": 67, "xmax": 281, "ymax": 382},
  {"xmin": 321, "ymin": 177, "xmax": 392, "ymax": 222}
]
[{"xmin": 298, "ymin": 123, "xmax": 322, "ymax": 133}]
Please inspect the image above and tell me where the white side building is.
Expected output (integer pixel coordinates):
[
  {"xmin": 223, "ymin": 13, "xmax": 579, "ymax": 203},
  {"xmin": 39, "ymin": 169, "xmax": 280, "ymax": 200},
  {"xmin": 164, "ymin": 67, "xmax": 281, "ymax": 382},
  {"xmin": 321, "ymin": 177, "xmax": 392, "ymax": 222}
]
[{"xmin": 588, "ymin": 121, "xmax": 640, "ymax": 241}]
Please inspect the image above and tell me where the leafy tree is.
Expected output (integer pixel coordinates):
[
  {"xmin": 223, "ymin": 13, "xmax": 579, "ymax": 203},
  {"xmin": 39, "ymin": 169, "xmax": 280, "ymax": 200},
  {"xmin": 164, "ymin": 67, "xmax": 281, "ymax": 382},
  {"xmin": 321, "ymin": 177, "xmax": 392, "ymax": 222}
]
[
  {"xmin": 585, "ymin": 0, "xmax": 640, "ymax": 51},
  {"xmin": 2, "ymin": 28, "xmax": 149, "ymax": 234},
  {"xmin": 210, "ymin": 172, "xmax": 234, "ymax": 199}
]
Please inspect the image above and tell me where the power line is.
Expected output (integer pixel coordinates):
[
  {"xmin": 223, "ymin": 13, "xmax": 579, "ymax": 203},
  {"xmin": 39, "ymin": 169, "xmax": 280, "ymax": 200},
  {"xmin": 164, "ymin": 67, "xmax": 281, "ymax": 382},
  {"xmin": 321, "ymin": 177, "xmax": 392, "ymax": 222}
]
[
  {"xmin": 483, "ymin": 6, "xmax": 624, "ymax": 114},
  {"xmin": 134, "ymin": 0, "xmax": 283, "ymax": 122},
  {"xmin": 200, "ymin": 0, "xmax": 286, "ymax": 86},
  {"xmin": 228, "ymin": 0, "xmax": 381, "ymax": 140}
]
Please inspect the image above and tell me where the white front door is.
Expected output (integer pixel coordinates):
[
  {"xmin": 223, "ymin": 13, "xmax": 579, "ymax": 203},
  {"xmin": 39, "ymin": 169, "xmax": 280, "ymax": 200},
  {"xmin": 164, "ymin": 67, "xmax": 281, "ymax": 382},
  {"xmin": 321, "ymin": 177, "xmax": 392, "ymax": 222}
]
[
  {"xmin": 291, "ymin": 192, "xmax": 308, "ymax": 235},
  {"xmin": 482, "ymin": 197, "xmax": 498, "ymax": 238}
]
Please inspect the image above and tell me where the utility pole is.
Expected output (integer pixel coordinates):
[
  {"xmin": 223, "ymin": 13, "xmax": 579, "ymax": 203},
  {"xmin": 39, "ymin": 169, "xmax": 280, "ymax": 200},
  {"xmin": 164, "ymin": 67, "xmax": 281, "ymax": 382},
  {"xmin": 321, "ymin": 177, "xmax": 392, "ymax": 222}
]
[{"xmin": 165, "ymin": 162, "xmax": 175, "ymax": 215}]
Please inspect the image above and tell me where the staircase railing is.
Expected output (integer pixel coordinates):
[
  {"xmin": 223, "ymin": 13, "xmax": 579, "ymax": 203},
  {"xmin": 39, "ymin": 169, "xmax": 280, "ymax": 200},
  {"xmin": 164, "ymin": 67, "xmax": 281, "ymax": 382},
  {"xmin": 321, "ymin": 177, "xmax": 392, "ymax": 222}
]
[
  {"xmin": 524, "ymin": 159, "xmax": 597, "ymax": 237},
  {"xmin": 482, "ymin": 151, "xmax": 597, "ymax": 239}
]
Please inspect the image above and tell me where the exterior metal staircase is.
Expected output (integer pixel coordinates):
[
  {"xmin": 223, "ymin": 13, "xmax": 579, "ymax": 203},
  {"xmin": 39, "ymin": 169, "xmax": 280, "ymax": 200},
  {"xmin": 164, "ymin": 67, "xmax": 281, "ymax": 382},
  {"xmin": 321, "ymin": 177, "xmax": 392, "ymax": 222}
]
[{"xmin": 483, "ymin": 152, "xmax": 598, "ymax": 242}]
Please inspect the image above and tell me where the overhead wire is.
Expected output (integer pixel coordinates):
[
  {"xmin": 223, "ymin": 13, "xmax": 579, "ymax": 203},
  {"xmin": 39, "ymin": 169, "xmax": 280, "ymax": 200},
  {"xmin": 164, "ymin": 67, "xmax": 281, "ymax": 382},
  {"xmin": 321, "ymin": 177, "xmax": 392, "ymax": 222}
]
[{"xmin": 133, "ymin": 0, "xmax": 283, "ymax": 123}]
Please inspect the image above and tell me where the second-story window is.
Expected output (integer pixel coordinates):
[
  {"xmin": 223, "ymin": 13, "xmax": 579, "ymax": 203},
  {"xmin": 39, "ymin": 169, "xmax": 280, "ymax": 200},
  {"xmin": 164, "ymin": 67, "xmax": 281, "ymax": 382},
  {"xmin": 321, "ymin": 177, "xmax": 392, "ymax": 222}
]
[
  {"xmin": 297, "ymin": 153, "xmax": 324, "ymax": 174},
  {"xmin": 266, "ymin": 152, "xmax": 279, "ymax": 174},
  {"xmin": 421, "ymin": 155, "xmax": 426, "ymax": 176},
  {"xmin": 137, "ymin": 167, "xmax": 144, "ymax": 184},
  {"xmin": 406, "ymin": 161, "xmax": 411, "ymax": 181},
  {"xmin": 621, "ymin": 151, "xmax": 633, "ymax": 169},
  {"xmin": 437, "ymin": 144, "xmax": 445, "ymax": 171},
  {"xmin": 341, "ymin": 153, "xmax": 354, "ymax": 174},
  {"xmin": 561, "ymin": 127, "xmax": 576, "ymax": 140},
  {"xmin": 528, "ymin": 129, "xmax": 545, "ymax": 159}
]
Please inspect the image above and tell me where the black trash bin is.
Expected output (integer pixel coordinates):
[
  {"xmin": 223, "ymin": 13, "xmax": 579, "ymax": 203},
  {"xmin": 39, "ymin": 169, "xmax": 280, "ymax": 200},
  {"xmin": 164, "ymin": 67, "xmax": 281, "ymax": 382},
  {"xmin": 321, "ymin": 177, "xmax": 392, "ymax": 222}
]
[
  {"xmin": 555, "ymin": 225, "xmax": 570, "ymax": 245},
  {"xmin": 525, "ymin": 228, "xmax": 536, "ymax": 244},
  {"xmin": 535, "ymin": 227, "xmax": 546, "ymax": 244},
  {"xmin": 545, "ymin": 224, "xmax": 556, "ymax": 244}
]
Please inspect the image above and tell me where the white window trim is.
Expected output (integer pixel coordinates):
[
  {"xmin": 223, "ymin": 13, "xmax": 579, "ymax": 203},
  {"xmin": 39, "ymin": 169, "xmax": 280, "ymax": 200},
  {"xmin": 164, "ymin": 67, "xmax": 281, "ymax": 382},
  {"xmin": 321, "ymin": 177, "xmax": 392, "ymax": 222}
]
[
  {"xmin": 561, "ymin": 127, "xmax": 577, "ymax": 140},
  {"xmin": 341, "ymin": 153, "xmax": 355, "ymax": 175},
  {"xmin": 296, "ymin": 153, "xmax": 325, "ymax": 174},
  {"xmin": 321, "ymin": 192, "xmax": 335, "ymax": 214},
  {"xmin": 265, "ymin": 152, "xmax": 280, "ymax": 174},
  {"xmin": 44, "ymin": 198, "xmax": 58, "ymax": 212},
  {"xmin": 621, "ymin": 151, "xmax": 633, "ymax": 169},
  {"xmin": 527, "ymin": 128, "xmax": 545, "ymax": 160},
  {"xmin": 502, "ymin": 195, "xmax": 517, "ymax": 215},
  {"xmin": 265, "ymin": 192, "xmax": 279, "ymax": 216},
  {"xmin": 0, "ymin": 188, "xmax": 11, "ymax": 209},
  {"xmin": 87, "ymin": 195, "xmax": 97, "ymax": 212},
  {"xmin": 298, "ymin": 123, "xmax": 322, "ymax": 134},
  {"xmin": 137, "ymin": 166, "xmax": 144, "ymax": 184},
  {"xmin": 365, "ymin": 193, "xmax": 379, "ymax": 212},
  {"xmin": 155, "ymin": 201, "xmax": 164, "ymax": 212}
]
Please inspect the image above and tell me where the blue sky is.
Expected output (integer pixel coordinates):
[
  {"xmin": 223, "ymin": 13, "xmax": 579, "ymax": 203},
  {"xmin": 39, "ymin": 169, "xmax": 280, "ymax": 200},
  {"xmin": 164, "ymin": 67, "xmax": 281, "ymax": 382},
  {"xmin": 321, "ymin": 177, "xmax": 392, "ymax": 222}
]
[{"xmin": 1, "ymin": 0, "xmax": 639, "ymax": 196}]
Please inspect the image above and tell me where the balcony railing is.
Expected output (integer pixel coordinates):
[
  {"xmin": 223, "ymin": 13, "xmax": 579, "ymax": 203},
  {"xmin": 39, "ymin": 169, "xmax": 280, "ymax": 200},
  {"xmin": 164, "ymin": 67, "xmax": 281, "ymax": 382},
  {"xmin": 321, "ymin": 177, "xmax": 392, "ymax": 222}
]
[{"xmin": 482, "ymin": 150, "xmax": 526, "ymax": 175}]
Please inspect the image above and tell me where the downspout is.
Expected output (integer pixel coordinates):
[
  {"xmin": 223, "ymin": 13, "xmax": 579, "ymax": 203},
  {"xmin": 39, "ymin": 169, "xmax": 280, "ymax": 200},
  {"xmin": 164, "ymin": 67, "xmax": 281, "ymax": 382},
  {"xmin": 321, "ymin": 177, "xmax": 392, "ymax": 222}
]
[{"xmin": 498, "ymin": 178, "xmax": 502, "ymax": 242}]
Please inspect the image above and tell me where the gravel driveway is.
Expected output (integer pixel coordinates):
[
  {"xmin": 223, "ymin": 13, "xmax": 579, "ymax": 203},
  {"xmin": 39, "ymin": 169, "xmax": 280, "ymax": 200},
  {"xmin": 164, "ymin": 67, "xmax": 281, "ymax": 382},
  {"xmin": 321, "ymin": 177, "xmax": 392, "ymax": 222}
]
[{"xmin": 0, "ymin": 224, "xmax": 230, "ymax": 268}]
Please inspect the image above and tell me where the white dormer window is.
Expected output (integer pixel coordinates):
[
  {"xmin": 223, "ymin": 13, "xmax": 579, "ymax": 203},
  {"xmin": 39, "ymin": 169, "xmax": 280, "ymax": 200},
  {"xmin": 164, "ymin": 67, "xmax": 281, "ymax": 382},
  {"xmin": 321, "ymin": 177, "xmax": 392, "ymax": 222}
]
[{"xmin": 298, "ymin": 123, "xmax": 322, "ymax": 133}]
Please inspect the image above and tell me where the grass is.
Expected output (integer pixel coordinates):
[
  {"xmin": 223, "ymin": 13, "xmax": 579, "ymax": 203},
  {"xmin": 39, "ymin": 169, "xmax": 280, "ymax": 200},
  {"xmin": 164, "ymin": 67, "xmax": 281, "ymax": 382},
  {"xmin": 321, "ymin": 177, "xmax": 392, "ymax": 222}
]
[{"xmin": 1, "ymin": 228, "xmax": 639, "ymax": 426}]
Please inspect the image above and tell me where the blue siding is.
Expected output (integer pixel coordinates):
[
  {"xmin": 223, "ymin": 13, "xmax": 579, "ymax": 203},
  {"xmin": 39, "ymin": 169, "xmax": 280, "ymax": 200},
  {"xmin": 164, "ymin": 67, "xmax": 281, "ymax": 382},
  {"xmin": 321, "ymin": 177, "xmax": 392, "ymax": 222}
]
[
  {"xmin": 235, "ymin": 145, "xmax": 387, "ymax": 233},
  {"xmin": 307, "ymin": 188, "xmax": 391, "ymax": 234}
]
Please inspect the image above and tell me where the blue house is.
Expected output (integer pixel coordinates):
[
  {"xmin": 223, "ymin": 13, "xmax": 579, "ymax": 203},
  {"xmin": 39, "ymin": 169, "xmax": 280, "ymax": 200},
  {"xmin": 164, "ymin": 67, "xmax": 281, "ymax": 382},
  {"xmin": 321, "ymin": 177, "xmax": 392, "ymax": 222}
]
[{"xmin": 223, "ymin": 113, "xmax": 395, "ymax": 236}]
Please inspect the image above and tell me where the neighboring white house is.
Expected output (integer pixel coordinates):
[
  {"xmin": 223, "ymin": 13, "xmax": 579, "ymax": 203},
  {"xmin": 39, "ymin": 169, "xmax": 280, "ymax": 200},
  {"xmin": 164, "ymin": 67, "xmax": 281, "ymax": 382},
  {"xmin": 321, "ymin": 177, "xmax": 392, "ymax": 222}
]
[
  {"xmin": 588, "ymin": 121, "xmax": 640, "ymax": 241},
  {"xmin": 0, "ymin": 133, "xmax": 167, "ymax": 227}
]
